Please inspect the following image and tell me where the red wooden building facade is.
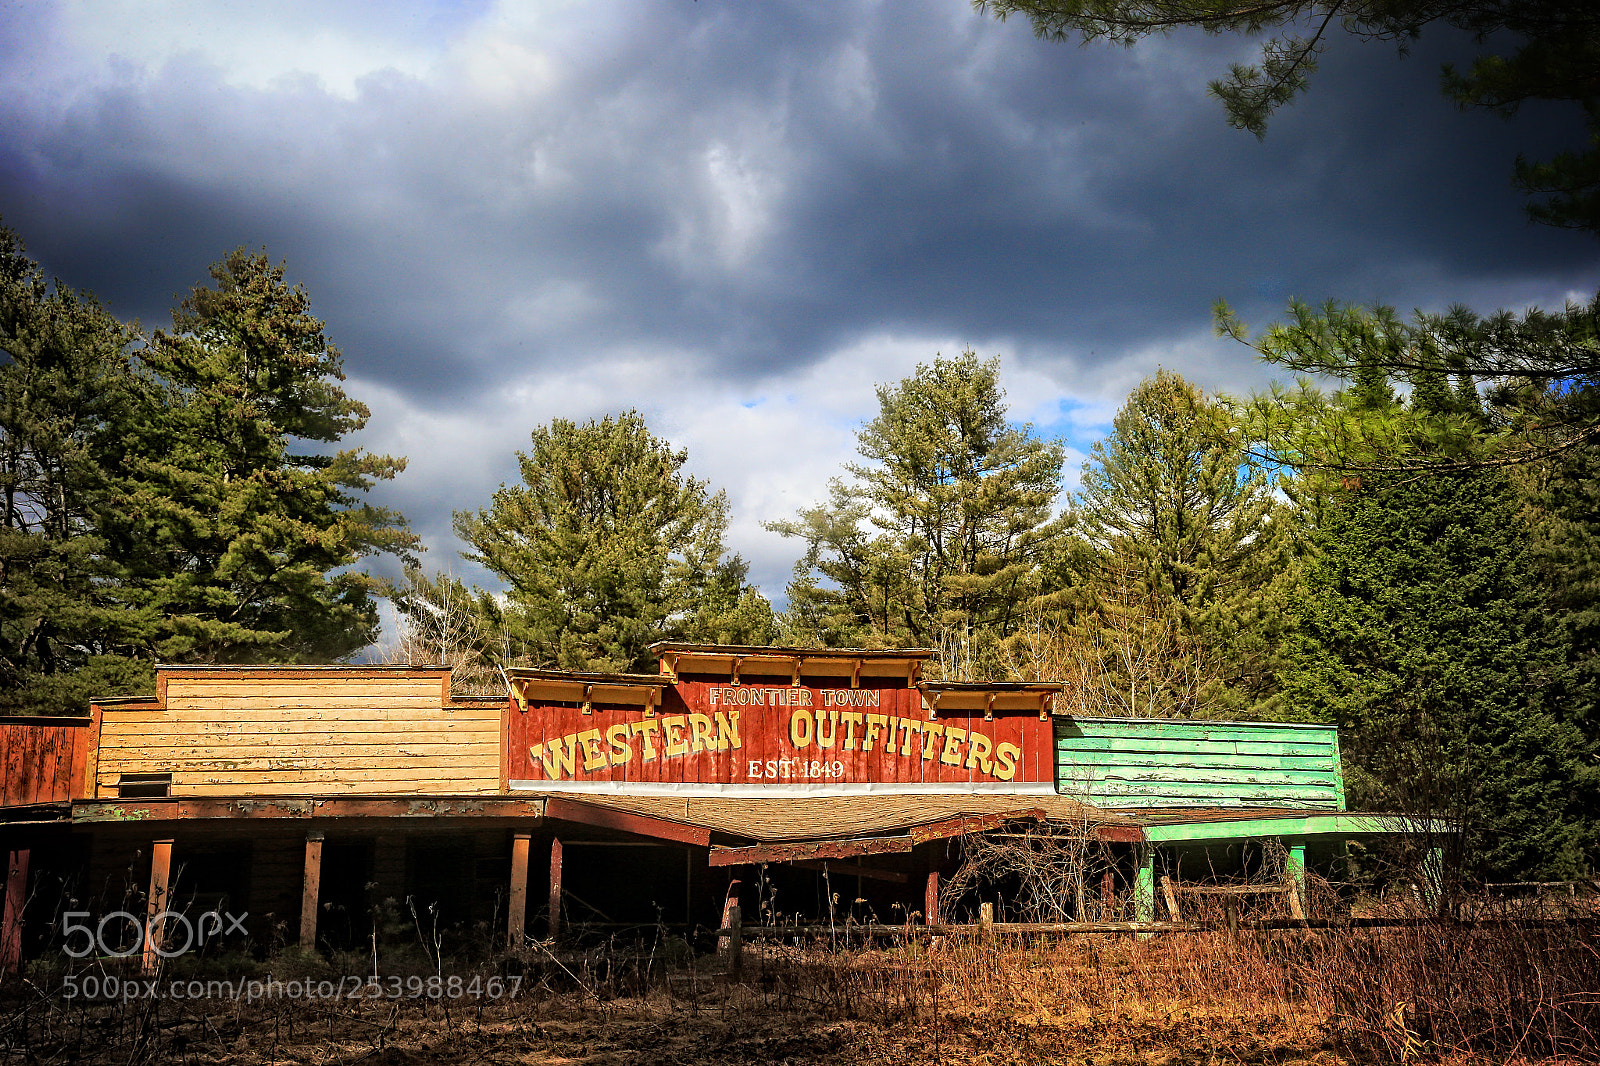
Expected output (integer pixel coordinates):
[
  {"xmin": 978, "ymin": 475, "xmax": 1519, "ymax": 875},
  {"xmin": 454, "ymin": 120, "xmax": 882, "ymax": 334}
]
[{"xmin": 0, "ymin": 643, "xmax": 1376, "ymax": 971}]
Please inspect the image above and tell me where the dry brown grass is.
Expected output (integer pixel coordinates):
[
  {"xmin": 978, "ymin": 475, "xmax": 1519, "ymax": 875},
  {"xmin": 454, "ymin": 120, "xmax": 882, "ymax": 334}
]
[{"xmin": 3, "ymin": 915, "xmax": 1596, "ymax": 1065}]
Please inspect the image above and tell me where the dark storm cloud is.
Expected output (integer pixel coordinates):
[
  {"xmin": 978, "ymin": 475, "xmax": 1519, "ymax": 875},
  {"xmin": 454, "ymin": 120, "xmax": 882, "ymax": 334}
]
[
  {"xmin": 3, "ymin": 1, "xmax": 1592, "ymax": 401},
  {"xmin": 1, "ymin": 0, "xmax": 1596, "ymax": 597}
]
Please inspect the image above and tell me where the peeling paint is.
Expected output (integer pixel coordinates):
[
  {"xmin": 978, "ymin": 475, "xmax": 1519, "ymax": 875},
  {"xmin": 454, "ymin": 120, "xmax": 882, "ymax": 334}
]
[{"xmin": 73, "ymin": 804, "xmax": 153, "ymax": 823}]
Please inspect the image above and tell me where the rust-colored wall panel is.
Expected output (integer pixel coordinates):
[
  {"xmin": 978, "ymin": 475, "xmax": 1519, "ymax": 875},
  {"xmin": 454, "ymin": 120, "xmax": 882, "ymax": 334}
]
[{"xmin": 0, "ymin": 717, "xmax": 93, "ymax": 806}]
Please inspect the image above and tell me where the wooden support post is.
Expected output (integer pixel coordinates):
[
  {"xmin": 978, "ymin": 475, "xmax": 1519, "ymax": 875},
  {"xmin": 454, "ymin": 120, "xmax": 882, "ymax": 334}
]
[
  {"xmin": 924, "ymin": 869, "xmax": 939, "ymax": 924},
  {"xmin": 1285, "ymin": 839, "xmax": 1307, "ymax": 920},
  {"xmin": 507, "ymin": 832, "xmax": 531, "ymax": 948},
  {"xmin": 1225, "ymin": 897, "xmax": 1240, "ymax": 935},
  {"xmin": 2, "ymin": 848, "xmax": 31, "ymax": 975},
  {"xmin": 978, "ymin": 901, "xmax": 994, "ymax": 947},
  {"xmin": 718, "ymin": 879, "xmax": 741, "ymax": 952},
  {"xmin": 725, "ymin": 904, "xmax": 743, "ymax": 980},
  {"xmin": 1100, "ymin": 869, "xmax": 1115, "ymax": 921},
  {"xmin": 1159, "ymin": 874, "xmax": 1181, "ymax": 921},
  {"xmin": 1133, "ymin": 847, "xmax": 1155, "ymax": 924},
  {"xmin": 547, "ymin": 837, "xmax": 563, "ymax": 939},
  {"xmin": 142, "ymin": 839, "xmax": 174, "ymax": 975},
  {"xmin": 299, "ymin": 832, "xmax": 324, "ymax": 951}
]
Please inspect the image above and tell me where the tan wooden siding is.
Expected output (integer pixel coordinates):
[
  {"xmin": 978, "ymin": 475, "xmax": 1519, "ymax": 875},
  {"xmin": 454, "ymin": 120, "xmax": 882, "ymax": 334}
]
[{"xmin": 93, "ymin": 671, "xmax": 501, "ymax": 797}]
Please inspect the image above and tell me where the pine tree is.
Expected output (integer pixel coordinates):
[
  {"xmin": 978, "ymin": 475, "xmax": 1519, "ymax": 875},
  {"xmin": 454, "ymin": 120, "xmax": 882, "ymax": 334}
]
[
  {"xmin": 769, "ymin": 350, "xmax": 1066, "ymax": 669},
  {"xmin": 1285, "ymin": 372, "xmax": 1589, "ymax": 879},
  {"xmin": 684, "ymin": 556, "xmax": 777, "ymax": 647},
  {"xmin": 1224, "ymin": 295, "xmax": 1600, "ymax": 472},
  {"xmin": 0, "ymin": 225, "xmax": 157, "ymax": 710},
  {"xmin": 1514, "ymin": 392, "xmax": 1600, "ymax": 871},
  {"xmin": 1064, "ymin": 370, "xmax": 1299, "ymax": 717},
  {"xmin": 456, "ymin": 411, "xmax": 766, "ymax": 671},
  {"xmin": 1, "ymin": 233, "xmax": 412, "ymax": 709},
  {"xmin": 127, "ymin": 249, "xmax": 419, "ymax": 662}
]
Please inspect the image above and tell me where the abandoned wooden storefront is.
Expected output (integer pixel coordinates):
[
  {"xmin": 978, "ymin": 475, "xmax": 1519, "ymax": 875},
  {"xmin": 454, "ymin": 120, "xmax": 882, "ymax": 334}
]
[{"xmin": 0, "ymin": 644, "xmax": 1393, "ymax": 969}]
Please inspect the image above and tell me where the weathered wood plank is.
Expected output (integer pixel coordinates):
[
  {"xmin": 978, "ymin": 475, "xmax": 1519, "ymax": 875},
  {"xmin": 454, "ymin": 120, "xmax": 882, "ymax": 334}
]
[
  {"xmin": 102, "ymin": 709, "xmax": 497, "ymax": 724},
  {"xmin": 100, "ymin": 765, "xmax": 498, "ymax": 785},
  {"xmin": 1060, "ymin": 737, "xmax": 1335, "ymax": 757},
  {"xmin": 1057, "ymin": 717, "xmax": 1346, "ymax": 812},
  {"xmin": 1099, "ymin": 767, "xmax": 1341, "ymax": 785},
  {"xmin": 73, "ymin": 796, "xmax": 539, "ymax": 820},
  {"xmin": 161, "ymin": 696, "xmax": 450, "ymax": 714},
  {"xmin": 0, "ymin": 719, "xmax": 93, "ymax": 806},
  {"xmin": 96, "ymin": 736, "xmax": 492, "ymax": 752},
  {"xmin": 165, "ymin": 681, "xmax": 444, "ymax": 700},
  {"xmin": 154, "ymin": 780, "xmax": 500, "ymax": 797},
  {"xmin": 103, "ymin": 703, "xmax": 493, "ymax": 722},
  {"xmin": 1063, "ymin": 751, "xmax": 1336, "ymax": 771},
  {"xmin": 98, "ymin": 752, "xmax": 500, "ymax": 773},
  {"xmin": 98, "ymin": 741, "xmax": 498, "ymax": 762},
  {"xmin": 99, "ymin": 727, "xmax": 498, "ymax": 745},
  {"xmin": 299, "ymin": 833, "xmax": 323, "ymax": 949},
  {"xmin": 1091, "ymin": 779, "xmax": 1340, "ymax": 796},
  {"xmin": 1063, "ymin": 720, "xmax": 1337, "ymax": 741}
]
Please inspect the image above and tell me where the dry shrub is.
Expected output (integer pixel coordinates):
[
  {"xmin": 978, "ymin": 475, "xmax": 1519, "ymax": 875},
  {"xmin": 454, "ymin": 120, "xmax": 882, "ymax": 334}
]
[
  {"xmin": 941, "ymin": 828, "xmax": 1118, "ymax": 922},
  {"xmin": 1303, "ymin": 917, "xmax": 1600, "ymax": 1058},
  {"xmin": 5, "ymin": 911, "xmax": 1597, "ymax": 1064},
  {"xmin": 756, "ymin": 901, "xmax": 1600, "ymax": 1062}
]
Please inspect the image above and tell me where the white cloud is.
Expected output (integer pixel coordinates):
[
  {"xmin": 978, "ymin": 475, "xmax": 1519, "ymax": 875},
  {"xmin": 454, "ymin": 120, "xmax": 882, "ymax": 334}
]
[
  {"xmin": 347, "ymin": 328, "xmax": 1134, "ymax": 611},
  {"xmin": 46, "ymin": 0, "xmax": 445, "ymax": 98}
]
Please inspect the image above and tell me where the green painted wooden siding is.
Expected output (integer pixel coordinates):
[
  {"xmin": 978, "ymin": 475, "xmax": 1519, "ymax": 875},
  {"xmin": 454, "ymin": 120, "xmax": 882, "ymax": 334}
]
[{"xmin": 1055, "ymin": 717, "xmax": 1345, "ymax": 810}]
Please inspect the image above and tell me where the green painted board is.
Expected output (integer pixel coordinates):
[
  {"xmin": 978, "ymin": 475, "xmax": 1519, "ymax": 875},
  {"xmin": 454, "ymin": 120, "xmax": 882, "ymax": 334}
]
[
  {"xmin": 1057, "ymin": 737, "xmax": 1335, "ymax": 757},
  {"xmin": 1143, "ymin": 813, "xmax": 1398, "ymax": 843},
  {"xmin": 1065, "ymin": 752, "xmax": 1333, "ymax": 771},
  {"xmin": 1059, "ymin": 720, "xmax": 1333, "ymax": 741},
  {"xmin": 1100, "ymin": 767, "xmax": 1339, "ymax": 785},
  {"xmin": 1056, "ymin": 716, "xmax": 1346, "ymax": 811}
]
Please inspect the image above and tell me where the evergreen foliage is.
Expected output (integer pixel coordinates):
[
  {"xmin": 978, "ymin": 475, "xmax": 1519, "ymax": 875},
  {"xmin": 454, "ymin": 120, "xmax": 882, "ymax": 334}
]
[
  {"xmin": 0, "ymin": 227, "xmax": 417, "ymax": 711},
  {"xmin": 1284, "ymin": 372, "xmax": 1590, "ymax": 878},
  {"xmin": 455, "ymin": 411, "xmax": 770, "ymax": 672},
  {"xmin": 130, "ymin": 249, "xmax": 419, "ymax": 662},
  {"xmin": 978, "ymin": 0, "xmax": 1600, "ymax": 233},
  {"xmin": 1061, "ymin": 370, "xmax": 1300, "ymax": 717},
  {"xmin": 1220, "ymin": 292, "xmax": 1600, "ymax": 484},
  {"xmin": 769, "ymin": 351, "xmax": 1066, "ymax": 670},
  {"xmin": 1515, "ymin": 413, "xmax": 1600, "ymax": 869},
  {"xmin": 0, "ymin": 226, "xmax": 155, "ymax": 710}
]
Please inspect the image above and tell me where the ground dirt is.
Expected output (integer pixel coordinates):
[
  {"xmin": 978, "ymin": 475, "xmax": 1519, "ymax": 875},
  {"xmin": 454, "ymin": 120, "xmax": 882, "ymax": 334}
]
[
  {"xmin": 6, "ymin": 930, "xmax": 1595, "ymax": 1065},
  {"xmin": 4, "ymin": 989, "xmax": 1351, "ymax": 1066}
]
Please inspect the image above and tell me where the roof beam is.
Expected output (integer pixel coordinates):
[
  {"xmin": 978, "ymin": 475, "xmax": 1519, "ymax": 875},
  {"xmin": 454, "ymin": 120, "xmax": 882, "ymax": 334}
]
[
  {"xmin": 709, "ymin": 808, "xmax": 1051, "ymax": 866},
  {"xmin": 543, "ymin": 797, "xmax": 710, "ymax": 847},
  {"xmin": 710, "ymin": 834, "xmax": 916, "ymax": 866},
  {"xmin": 71, "ymin": 797, "xmax": 548, "ymax": 822}
]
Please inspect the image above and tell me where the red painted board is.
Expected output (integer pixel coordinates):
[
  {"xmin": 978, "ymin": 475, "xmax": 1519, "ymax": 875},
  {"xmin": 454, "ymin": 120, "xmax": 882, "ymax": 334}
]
[
  {"xmin": 507, "ymin": 678, "xmax": 1053, "ymax": 790},
  {"xmin": 0, "ymin": 718, "xmax": 92, "ymax": 806}
]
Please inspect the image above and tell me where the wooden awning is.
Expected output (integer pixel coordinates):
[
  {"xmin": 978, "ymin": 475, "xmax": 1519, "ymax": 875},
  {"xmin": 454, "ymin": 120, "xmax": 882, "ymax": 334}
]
[
  {"xmin": 647, "ymin": 642, "xmax": 933, "ymax": 686},
  {"xmin": 505, "ymin": 668, "xmax": 671, "ymax": 715},
  {"xmin": 917, "ymin": 681, "xmax": 1063, "ymax": 720}
]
